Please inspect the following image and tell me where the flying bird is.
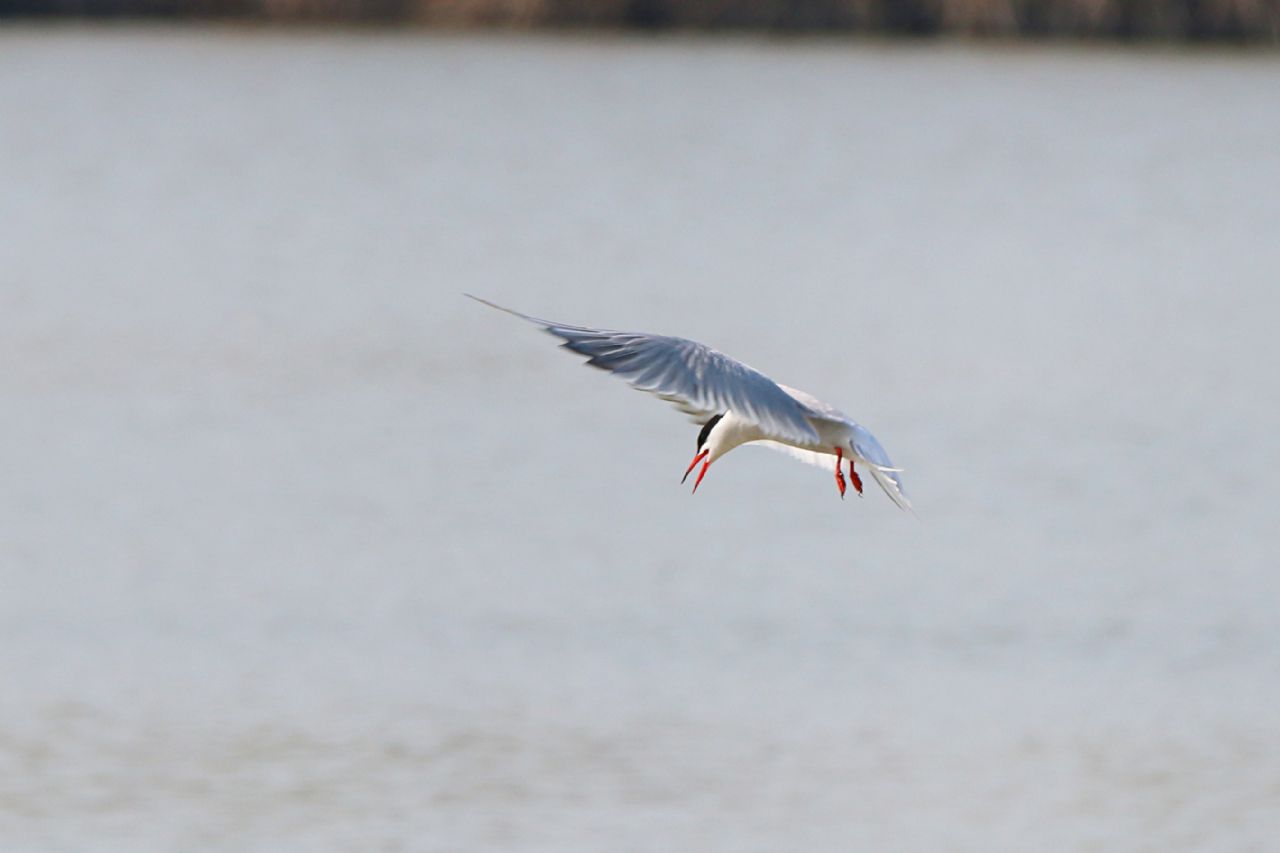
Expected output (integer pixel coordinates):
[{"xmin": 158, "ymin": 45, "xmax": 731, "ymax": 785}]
[{"xmin": 468, "ymin": 295, "xmax": 911, "ymax": 510}]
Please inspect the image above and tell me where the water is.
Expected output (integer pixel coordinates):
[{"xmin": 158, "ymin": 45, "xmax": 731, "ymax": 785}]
[{"xmin": 2, "ymin": 28, "xmax": 1279, "ymax": 851}]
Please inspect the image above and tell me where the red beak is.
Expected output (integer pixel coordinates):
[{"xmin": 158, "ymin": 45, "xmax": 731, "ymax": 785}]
[
  {"xmin": 682, "ymin": 449, "xmax": 709, "ymax": 485},
  {"xmin": 692, "ymin": 459, "xmax": 710, "ymax": 493}
]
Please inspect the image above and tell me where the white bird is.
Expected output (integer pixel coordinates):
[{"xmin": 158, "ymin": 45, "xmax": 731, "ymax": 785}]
[{"xmin": 469, "ymin": 295, "xmax": 912, "ymax": 510}]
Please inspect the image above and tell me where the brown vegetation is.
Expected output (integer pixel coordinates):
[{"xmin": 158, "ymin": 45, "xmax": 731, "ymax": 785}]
[{"xmin": 4, "ymin": 0, "xmax": 1277, "ymax": 40}]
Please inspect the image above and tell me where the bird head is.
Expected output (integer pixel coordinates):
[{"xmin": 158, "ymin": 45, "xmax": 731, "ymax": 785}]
[
  {"xmin": 695, "ymin": 413, "xmax": 725, "ymax": 457},
  {"xmin": 682, "ymin": 413, "xmax": 726, "ymax": 489}
]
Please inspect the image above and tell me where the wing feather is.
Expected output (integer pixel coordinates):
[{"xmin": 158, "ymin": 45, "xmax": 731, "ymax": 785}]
[{"xmin": 469, "ymin": 295, "xmax": 820, "ymax": 444}]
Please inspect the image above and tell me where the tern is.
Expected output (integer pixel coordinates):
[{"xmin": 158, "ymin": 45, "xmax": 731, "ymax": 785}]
[{"xmin": 469, "ymin": 295, "xmax": 911, "ymax": 510}]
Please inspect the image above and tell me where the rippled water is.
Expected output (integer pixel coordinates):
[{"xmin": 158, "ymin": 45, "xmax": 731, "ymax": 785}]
[{"xmin": 2, "ymin": 27, "xmax": 1278, "ymax": 851}]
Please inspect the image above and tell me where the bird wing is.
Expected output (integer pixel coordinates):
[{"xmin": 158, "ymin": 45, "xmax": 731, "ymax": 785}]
[{"xmin": 468, "ymin": 295, "xmax": 821, "ymax": 445}]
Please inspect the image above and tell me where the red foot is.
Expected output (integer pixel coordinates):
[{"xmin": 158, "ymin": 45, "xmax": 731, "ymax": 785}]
[
  {"xmin": 834, "ymin": 447, "xmax": 847, "ymax": 499},
  {"xmin": 849, "ymin": 460, "xmax": 864, "ymax": 496}
]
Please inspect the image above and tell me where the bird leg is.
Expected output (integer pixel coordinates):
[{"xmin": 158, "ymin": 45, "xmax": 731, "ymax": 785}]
[
  {"xmin": 834, "ymin": 447, "xmax": 847, "ymax": 499},
  {"xmin": 849, "ymin": 458, "xmax": 864, "ymax": 496}
]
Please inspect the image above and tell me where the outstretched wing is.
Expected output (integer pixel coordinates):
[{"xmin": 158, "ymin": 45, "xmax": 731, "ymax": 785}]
[{"xmin": 468, "ymin": 295, "xmax": 821, "ymax": 445}]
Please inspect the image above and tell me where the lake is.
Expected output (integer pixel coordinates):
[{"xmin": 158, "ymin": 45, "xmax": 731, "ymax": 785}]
[{"xmin": 1, "ymin": 27, "xmax": 1278, "ymax": 851}]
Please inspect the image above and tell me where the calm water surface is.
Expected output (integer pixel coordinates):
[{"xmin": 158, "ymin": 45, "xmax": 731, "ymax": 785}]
[{"xmin": 1, "ymin": 28, "xmax": 1278, "ymax": 851}]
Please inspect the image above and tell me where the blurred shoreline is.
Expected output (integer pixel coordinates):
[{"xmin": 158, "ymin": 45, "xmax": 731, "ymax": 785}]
[
  {"xmin": 8, "ymin": 19, "xmax": 1280, "ymax": 56},
  {"xmin": 3, "ymin": 0, "xmax": 1278, "ymax": 42}
]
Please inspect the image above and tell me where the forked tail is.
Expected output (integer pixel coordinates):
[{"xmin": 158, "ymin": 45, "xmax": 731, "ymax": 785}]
[{"xmin": 850, "ymin": 426, "xmax": 915, "ymax": 515}]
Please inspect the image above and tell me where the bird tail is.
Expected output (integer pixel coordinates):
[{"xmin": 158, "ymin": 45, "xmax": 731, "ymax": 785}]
[
  {"xmin": 850, "ymin": 426, "xmax": 915, "ymax": 515},
  {"xmin": 756, "ymin": 434, "xmax": 915, "ymax": 515},
  {"xmin": 866, "ymin": 464, "xmax": 914, "ymax": 515}
]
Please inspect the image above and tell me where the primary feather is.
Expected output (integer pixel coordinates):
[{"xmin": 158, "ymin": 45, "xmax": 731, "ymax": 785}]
[{"xmin": 467, "ymin": 295, "xmax": 821, "ymax": 446}]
